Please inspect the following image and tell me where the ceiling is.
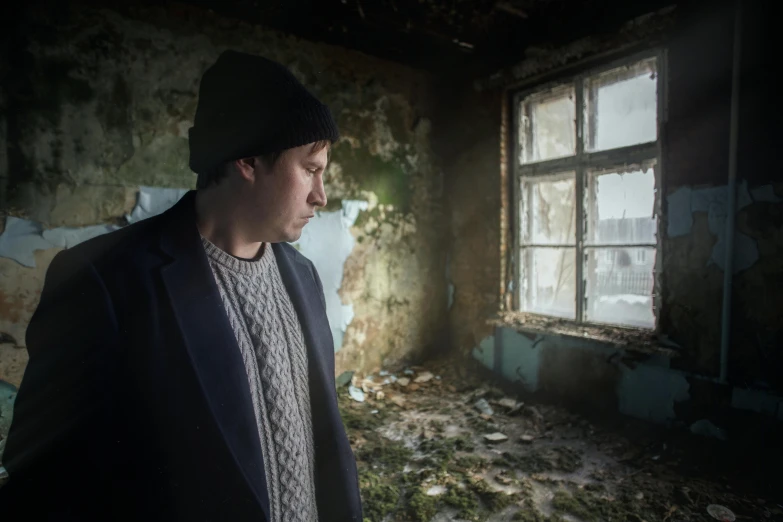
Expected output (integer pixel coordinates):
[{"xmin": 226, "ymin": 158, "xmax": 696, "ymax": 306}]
[{"xmin": 178, "ymin": 0, "xmax": 682, "ymax": 76}]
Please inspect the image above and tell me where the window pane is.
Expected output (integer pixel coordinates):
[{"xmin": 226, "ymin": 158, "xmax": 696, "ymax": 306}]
[
  {"xmin": 520, "ymin": 247, "xmax": 575, "ymax": 319},
  {"xmin": 584, "ymin": 58, "xmax": 657, "ymax": 152},
  {"xmin": 520, "ymin": 173, "xmax": 576, "ymax": 245},
  {"xmin": 585, "ymin": 166, "xmax": 656, "ymax": 245},
  {"xmin": 584, "ymin": 247, "xmax": 655, "ymax": 328},
  {"xmin": 519, "ymin": 86, "xmax": 575, "ymax": 164}
]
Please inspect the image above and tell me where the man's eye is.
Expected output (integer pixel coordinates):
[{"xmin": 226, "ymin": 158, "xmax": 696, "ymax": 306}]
[{"xmin": 307, "ymin": 169, "xmax": 317, "ymax": 176}]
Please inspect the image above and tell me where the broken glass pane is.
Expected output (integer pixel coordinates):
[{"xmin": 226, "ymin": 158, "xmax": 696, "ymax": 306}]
[
  {"xmin": 520, "ymin": 247, "xmax": 575, "ymax": 319},
  {"xmin": 584, "ymin": 247, "xmax": 655, "ymax": 328},
  {"xmin": 520, "ymin": 173, "xmax": 576, "ymax": 245},
  {"xmin": 519, "ymin": 86, "xmax": 576, "ymax": 164},
  {"xmin": 584, "ymin": 166, "xmax": 657, "ymax": 245},
  {"xmin": 584, "ymin": 58, "xmax": 657, "ymax": 152}
]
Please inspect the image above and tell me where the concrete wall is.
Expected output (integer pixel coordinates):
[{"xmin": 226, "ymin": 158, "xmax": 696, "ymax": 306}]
[
  {"xmin": 0, "ymin": 3, "xmax": 447, "ymax": 401},
  {"xmin": 453, "ymin": 2, "xmax": 783, "ymax": 430}
]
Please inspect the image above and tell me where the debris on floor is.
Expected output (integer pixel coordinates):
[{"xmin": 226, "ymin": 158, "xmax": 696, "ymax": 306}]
[
  {"xmin": 415, "ymin": 372, "xmax": 435, "ymax": 383},
  {"xmin": 349, "ymin": 385, "xmax": 366, "ymax": 403},
  {"xmin": 338, "ymin": 362, "xmax": 782, "ymax": 521},
  {"xmin": 483, "ymin": 432, "xmax": 509, "ymax": 443},
  {"xmin": 474, "ymin": 398, "xmax": 494, "ymax": 416},
  {"xmin": 706, "ymin": 504, "xmax": 736, "ymax": 521}
]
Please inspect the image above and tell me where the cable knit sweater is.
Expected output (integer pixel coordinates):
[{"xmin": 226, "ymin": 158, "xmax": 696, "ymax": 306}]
[{"xmin": 201, "ymin": 237, "xmax": 318, "ymax": 522}]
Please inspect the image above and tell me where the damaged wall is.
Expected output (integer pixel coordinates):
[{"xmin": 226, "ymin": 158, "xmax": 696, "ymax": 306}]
[
  {"xmin": 434, "ymin": 76, "xmax": 503, "ymax": 364},
  {"xmin": 454, "ymin": 2, "xmax": 782, "ymax": 427},
  {"xmin": 0, "ymin": 2, "xmax": 447, "ymax": 399}
]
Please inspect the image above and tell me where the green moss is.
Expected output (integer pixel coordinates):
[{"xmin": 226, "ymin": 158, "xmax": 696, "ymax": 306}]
[
  {"xmin": 444, "ymin": 485, "xmax": 480, "ymax": 521},
  {"xmin": 340, "ymin": 405, "xmax": 385, "ymax": 432},
  {"xmin": 550, "ymin": 488, "xmax": 650, "ymax": 522},
  {"xmin": 551, "ymin": 490, "xmax": 590, "ymax": 519},
  {"xmin": 337, "ymin": 391, "xmax": 396, "ymax": 434},
  {"xmin": 512, "ymin": 509, "xmax": 550, "ymax": 521},
  {"xmin": 441, "ymin": 478, "xmax": 520, "ymax": 521},
  {"xmin": 357, "ymin": 437, "xmax": 413, "ymax": 474},
  {"xmin": 494, "ymin": 447, "xmax": 583, "ymax": 474},
  {"xmin": 467, "ymin": 415, "xmax": 495, "ymax": 433},
  {"xmin": 360, "ymin": 477, "xmax": 400, "ymax": 522},
  {"xmin": 332, "ymin": 142, "xmax": 411, "ymax": 212},
  {"xmin": 418, "ymin": 434, "xmax": 476, "ymax": 472},
  {"xmin": 470, "ymin": 477, "xmax": 519, "ymax": 512},
  {"xmin": 452, "ymin": 455, "xmax": 488, "ymax": 473},
  {"xmin": 407, "ymin": 489, "xmax": 437, "ymax": 522}
]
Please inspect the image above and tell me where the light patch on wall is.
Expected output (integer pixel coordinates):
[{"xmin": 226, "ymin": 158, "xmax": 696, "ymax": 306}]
[
  {"xmin": 43, "ymin": 224, "xmax": 121, "ymax": 249},
  {"xmin": 499, "ymin": 328, "xmax": 543, "ymax": 392},
  {"xmin": 617, "ymin": 361, "xmax": 690, "ymax": 424},
  {"xmin": 665, "ymin": 181, "xmax": 782, "ymax": 273},
  {"xmin": 127, "ymin": 186, "xmax": 189, "ymax": 223},
  {"xmin": 471, "ymin": 335, "xmax": 495, "ymax": 370},
  {"xmin": 291, "ymin": 200, "xmax": 369, "ymax": 352},
  {"xmin": 0, "ymin": 218, "xmax": 63, "ymax": 268}
]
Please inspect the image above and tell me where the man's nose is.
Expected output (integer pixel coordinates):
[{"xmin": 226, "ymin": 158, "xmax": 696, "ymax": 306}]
[{"xmin": 309, "ymin": 177, "xmax": 327, "ymax": 209}]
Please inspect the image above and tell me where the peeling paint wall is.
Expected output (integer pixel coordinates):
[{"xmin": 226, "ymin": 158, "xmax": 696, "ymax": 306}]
[
  {"xmin": 0, "ymin": 1, "xmax": 447, "ymax": 407},
  {"xmin": 453, "ymin": 2, "xmax": 783, "ymax": 427}
]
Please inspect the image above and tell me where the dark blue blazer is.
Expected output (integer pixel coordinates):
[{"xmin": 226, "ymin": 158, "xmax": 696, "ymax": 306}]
[{"xmin": 0, "ymin": 191, "xmax": 362, "ymax": 521}]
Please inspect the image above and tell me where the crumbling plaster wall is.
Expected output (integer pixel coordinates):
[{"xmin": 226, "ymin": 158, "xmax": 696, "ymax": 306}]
[
  {"xmin": 454, "ymin": 2, "xmax": 782, "ymax": 424},
  {"xmin": 0, "ymin": 2, "xmax": 448, "ymax": 396}
]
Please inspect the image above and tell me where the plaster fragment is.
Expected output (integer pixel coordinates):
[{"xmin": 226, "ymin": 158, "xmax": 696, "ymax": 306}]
[
  {"xmin": 0, "ymin": 218, "xmax": 57, "ymax": 268},
  {"xmin": 127, "ymin": 186, "xmax": 189, "ymax": 223}
]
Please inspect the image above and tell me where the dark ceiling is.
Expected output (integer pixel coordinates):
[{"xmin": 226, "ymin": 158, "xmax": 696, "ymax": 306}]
[{"xmin": 178, "ymin": 0, "xmax": 682, "ymax": 76}]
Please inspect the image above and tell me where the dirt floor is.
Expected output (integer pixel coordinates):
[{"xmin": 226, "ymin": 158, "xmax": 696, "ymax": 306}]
[{"xmin": 339, "ymin": 360, "xmax": 783, "ymax": 522}]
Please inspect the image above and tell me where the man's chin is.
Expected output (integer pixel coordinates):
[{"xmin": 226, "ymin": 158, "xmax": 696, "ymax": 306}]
[{"xmin": 282, "ymin": 228, "xmax": 303, "ymax": 244}]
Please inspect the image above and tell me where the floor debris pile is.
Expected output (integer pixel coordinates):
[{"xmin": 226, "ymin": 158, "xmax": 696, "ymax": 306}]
[{"xmin": 337, "ymin": 363, "xmax": 783, "ymax": 521}]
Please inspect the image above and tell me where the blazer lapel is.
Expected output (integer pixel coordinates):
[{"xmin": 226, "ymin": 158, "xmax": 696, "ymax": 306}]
[
  {"xmin": 157, "ymin": 192, "xmax": 269, "ymax": 520},
  {"xmin": 273, "ymin": 243, "xmax": 362, "ymax": 520}
]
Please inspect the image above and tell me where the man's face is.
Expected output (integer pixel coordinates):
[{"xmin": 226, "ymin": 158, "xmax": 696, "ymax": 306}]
[{"xmin": 249, "ymin": 142, "xmax": 328, "ymax": 243}]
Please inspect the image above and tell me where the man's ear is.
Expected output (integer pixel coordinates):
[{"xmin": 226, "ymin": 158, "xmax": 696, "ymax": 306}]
[{"xmin": 234, "ymin": 157, "xmax": 256, "ymax": 182}]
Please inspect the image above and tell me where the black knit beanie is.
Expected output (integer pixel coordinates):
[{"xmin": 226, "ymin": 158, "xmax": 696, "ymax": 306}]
[{"xmin": 188, "ymin": 50, "xmax": 339, "ymax": 184}]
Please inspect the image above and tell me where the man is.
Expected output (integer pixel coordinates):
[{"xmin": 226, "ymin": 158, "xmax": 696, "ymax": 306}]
[{"xmin": 0, "ymin": 50, "xmax": 363, "ymax": 521}]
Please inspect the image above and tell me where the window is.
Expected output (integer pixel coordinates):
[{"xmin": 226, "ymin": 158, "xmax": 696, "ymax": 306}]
[{"xmin": 514, "ymin": 55, "xmax": 662, "ymax": 329}]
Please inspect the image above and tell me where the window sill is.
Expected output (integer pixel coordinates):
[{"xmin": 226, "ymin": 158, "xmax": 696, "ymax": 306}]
[{"xmin": 488, "ymin": 311, "xmax": 681, "ymax": 358}]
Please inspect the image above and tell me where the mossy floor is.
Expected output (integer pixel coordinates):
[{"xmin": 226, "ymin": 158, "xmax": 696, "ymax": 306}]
[{"xmin": 340, "ymin": 362, "xmax": 781, "ymax": 522}]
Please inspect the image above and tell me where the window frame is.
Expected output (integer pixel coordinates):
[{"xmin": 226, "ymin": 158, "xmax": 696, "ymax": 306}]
[{"xmin": 510, "ymin": 49, "xmax": 666, "ymax": 331}]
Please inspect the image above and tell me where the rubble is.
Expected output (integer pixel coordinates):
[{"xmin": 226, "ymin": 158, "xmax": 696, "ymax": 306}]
[
  {"xmin": 707, "ymin": 504, "xmax": 736, "ymax": 521},
  {"xmin": 348, "ymin": 385, "xmax": 365, "ymax": 402},
  {"xmin": 389, "ymin": 395, "xmax": 406, "ymax": 408},
  {"xmin": 473, "ymin": 398, "xmax": 494, "ymax": 416},
  {"xmin": 414, "ymin": 371, "xmax": 434, "ymax": 383},
  {"xmin": 336, "ymin": 361, "xmax": 775, "ymax": 522},
  {"xmin": 483, "ymin": 432, "xmax": 509, "ymax": 443},
  {"xmin": 335, "ymin": 370, "xmax": 354, "ymax": 388}
]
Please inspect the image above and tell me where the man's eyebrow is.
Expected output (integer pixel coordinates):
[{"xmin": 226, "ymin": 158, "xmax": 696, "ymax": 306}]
[{"xmin": 304, "ymin": 159, "xmax": 327, "ymax": 169}]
